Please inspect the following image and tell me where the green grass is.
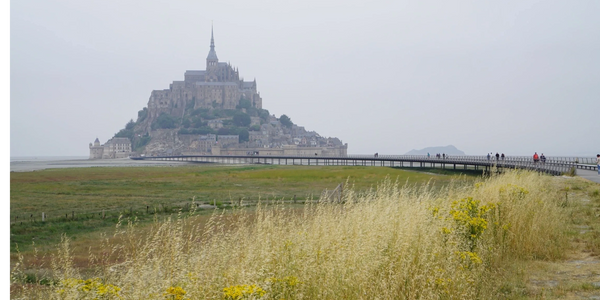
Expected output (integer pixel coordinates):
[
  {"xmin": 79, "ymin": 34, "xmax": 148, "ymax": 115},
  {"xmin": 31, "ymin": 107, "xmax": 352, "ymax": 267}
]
[{"xmin": 10, "ymin": 165, "xmax": 478, "ymax": 252}]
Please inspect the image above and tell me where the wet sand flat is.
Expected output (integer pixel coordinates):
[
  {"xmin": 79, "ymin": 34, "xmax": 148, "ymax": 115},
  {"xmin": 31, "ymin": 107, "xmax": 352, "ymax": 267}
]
[{"xmin": 10, "ymin": 158, "xmax": 195, "ymax": 172}]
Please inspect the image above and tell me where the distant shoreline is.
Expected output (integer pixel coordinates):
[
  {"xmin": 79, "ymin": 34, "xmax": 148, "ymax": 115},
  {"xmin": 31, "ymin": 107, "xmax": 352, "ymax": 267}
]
[
  {"xmin": 9, "ymin": 157, "xmax": 195, "ymax": 172},
  {"xmin": 10, "ymin": 156, "xmax": 89, "ymax": 162}
]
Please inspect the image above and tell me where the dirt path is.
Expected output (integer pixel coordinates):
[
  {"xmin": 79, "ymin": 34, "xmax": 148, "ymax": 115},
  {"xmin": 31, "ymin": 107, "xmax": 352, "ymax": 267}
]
[
  {"xmin": 527, "ymin": 246, "xmax": 600, "ymax": 299},
  {"xmin": 525, "ymin": 178, "xmax": 600, "ymax": 299}
]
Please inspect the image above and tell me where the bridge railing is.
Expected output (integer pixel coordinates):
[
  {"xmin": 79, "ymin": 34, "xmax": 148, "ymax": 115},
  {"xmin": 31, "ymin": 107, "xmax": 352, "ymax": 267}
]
[
  {"xmin": 349, "ymin": 155, "xmax": 595, "ymax": 168},
  {"xmin": 132, "ymin": 154, "xmax": 590, "ymax": 174}
]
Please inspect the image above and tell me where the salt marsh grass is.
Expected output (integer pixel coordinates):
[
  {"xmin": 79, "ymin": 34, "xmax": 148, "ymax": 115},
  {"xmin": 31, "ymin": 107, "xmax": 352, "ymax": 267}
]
[{"xmin": 12, "ymin": 171, "xmax": 570, "ymax": 299}]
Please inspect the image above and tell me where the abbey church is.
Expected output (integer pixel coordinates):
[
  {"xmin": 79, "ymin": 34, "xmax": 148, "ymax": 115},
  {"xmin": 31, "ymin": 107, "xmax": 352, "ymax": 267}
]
[{"xmin": 145, "ymin": 27, "xmax": 262, "ymax": 128}]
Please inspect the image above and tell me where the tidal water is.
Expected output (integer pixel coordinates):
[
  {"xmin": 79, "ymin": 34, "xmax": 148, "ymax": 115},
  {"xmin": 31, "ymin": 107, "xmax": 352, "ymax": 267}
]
[{"xmin": 10, "ymin": 156, "xmax": 89, "ymax": 162}]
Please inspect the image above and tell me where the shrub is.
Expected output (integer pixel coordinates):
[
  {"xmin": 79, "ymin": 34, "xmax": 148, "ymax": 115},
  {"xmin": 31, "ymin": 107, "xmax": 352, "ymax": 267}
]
[{"xmin": 151, "ymin": 112, "xmax": 177, "ymax": 130}]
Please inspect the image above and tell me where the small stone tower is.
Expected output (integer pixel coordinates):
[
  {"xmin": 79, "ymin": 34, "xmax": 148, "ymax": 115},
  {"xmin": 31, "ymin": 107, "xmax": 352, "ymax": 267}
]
[{"xmin": 89, "ymin": 138, "xmax": 104, "ymax": 159}]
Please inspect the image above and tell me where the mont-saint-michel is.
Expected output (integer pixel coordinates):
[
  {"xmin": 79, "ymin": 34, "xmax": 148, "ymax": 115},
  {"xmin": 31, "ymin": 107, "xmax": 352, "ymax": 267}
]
[{"xmin": 89, "ymin": 29, "xmax": 347, "ymax": 159}]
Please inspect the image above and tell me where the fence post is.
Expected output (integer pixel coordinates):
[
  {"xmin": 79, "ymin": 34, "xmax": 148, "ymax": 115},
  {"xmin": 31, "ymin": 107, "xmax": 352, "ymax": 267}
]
[
  {"xmin": 42, "ymin": 212, "xmax": 45, "ymax": 222},
  {"xmin": 102, "ymin": 210, "xmax": 105, "ymax": 219}
]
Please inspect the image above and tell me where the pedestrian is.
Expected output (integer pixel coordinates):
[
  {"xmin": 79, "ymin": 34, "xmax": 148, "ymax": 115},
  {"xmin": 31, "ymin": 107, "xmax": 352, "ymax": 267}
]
[
  {"xmin": 495, "ymin": 153, "xmax": 500, "ymax": 160},
  {"xmin": 533, "ymin": 152, "xmax": 539, "ymax": 163},
  {"xmin": 427, "ymin": 152, "xmax": 430, "ymax": 159},
  {"xmin": 597, "ymin": 154, "xmax": 600, "ymax": 175},
  {"xmin": 487, "ymin": 153, "xmax": 491, "ymax": 160},
  {"xmin": 541, "ymin": 153, "xmax": 546, "ymax": 164},
  {"xmin": 501, "ymin": 153, "xmax": 505, "ymax": 160},
  {"xmin": 442, "ymin": 153, "xmax": 445, "ymax": 159}
]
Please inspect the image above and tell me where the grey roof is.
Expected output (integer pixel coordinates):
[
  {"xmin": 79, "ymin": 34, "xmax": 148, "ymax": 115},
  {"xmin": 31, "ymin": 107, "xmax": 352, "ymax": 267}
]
[
  {"xmin": 94, "ymin": 138, "xmax": 100, "ymax": 143},
  {"xmin": 195, "ymin": 82, "xmax": 237, "ymax": 86},
  {"xmin": 207, "ymin": 49, "xmax": 218, "ymax": 61},
  {"xmin": 185, "ymin": 70, "xmax": 206, "ymax": 76},
  {"xmin": 199, "ymin": 135, "xmax": 216, "ymax": 141},
  {"xmin": 242, "ymin": 82, "xmax": 254, "ymax": 88},
  {"xmin": 106, "ymin": 137, "xmax": 131, "ymax": 145}
]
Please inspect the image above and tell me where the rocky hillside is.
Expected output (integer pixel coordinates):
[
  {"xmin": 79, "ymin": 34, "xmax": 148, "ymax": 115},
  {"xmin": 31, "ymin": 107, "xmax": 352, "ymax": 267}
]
[{"xmin": 112, "ymin": 100, "xmax": 344, "ymax": 155}]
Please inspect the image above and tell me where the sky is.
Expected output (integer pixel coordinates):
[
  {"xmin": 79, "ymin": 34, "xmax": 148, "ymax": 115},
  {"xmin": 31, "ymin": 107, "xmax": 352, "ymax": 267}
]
[{"xmin": 9, "ymin": 0, "xmax": 600, "ymax": 157}]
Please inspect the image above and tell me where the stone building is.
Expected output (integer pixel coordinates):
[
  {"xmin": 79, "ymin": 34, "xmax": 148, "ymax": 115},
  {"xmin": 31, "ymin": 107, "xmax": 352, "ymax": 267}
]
[
  {"xmin": 198, "ymin": 134, "xmax": 217, "ymax": 152},
  {"xmin": 207, "ymin": 119, "xmax": 223, "ymax": 129},
  {"xmin": 249, "ymin": 131, "xmax": 268, "ymax": 147},
  {"xmin": 217, "ymin": 135, "xmax": 239, "ymax": 148},
  {"xmin": 89, "ymin": 137, "xmax": 132, "ymax": 159}
]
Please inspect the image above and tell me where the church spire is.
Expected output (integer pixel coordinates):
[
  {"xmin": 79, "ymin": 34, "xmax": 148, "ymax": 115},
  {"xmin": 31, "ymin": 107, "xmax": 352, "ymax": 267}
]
[
  {"xmin": 210, "ymin": 25, "xmax": 215, "ymax": 48},
  {"xmin": 206, "ymin": 25, "xmax": 218, "ymax": 62}
]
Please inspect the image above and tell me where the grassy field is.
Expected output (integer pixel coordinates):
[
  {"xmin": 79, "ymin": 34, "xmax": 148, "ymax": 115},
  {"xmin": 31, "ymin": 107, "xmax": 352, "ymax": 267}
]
[
  {"xmin": 11, "ymin": 165, "xmax": 600, "ymax": 299},
  {"xmin": 10, "ymin": 165, "xmax": 474, "ymax": 252}
]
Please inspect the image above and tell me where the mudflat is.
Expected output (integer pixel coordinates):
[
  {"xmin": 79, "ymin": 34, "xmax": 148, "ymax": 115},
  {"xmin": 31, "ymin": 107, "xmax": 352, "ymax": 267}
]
[{"xmin": 10, "ymin": 157, "xmax": 194, "ymax": 172}]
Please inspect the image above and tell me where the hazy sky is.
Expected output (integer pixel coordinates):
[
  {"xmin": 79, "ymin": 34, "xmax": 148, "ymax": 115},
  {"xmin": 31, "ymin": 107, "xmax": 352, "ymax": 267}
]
[{"xmin": 10, "ymin": 0, "xmax": 600, "ymax": 156}]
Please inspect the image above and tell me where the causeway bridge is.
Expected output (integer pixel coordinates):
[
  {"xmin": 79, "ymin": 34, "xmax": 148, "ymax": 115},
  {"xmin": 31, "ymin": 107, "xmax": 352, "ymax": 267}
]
[{"xmin": 131, "ymin": 154, "xmax": 597, "ymax": 176}]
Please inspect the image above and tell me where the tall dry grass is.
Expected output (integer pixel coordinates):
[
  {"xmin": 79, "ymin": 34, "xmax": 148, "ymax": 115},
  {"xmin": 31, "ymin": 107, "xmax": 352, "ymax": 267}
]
[{"xmin": 12, "ymin": 170, "xmax": 569, "ymax": 299}]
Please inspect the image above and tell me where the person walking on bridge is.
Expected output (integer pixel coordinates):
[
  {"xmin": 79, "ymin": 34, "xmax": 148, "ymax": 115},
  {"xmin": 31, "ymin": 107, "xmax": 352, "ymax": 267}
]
[
  {"xmin": 495, "ymin": 153, "xmax": 500, "ymax": 160},
  {"xmin": 501, "ymin": 153, "xmax": 505, "ymax": 160},
  {"xmin": 533, "ymin": 152, "xmax": 539, "ymax": 163},
  {"xmin": 540, "ymin": 153, "xmax": 546, "ymax": 164},
  {"xmin": 596, "ymin": 154, "xmax": 600, "ymax": 175}
]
